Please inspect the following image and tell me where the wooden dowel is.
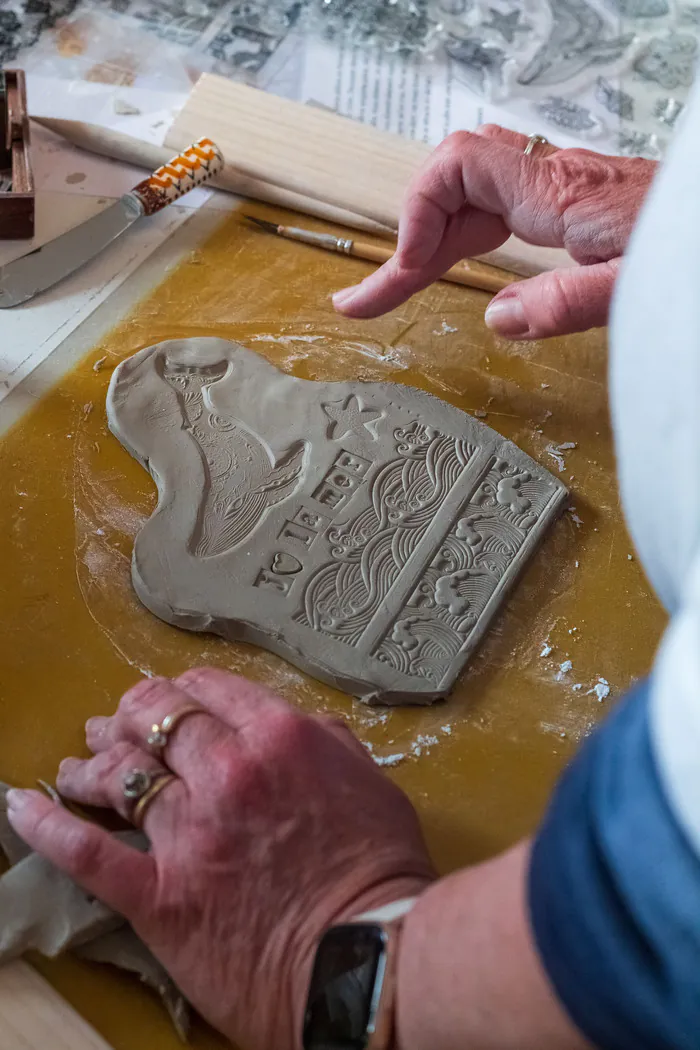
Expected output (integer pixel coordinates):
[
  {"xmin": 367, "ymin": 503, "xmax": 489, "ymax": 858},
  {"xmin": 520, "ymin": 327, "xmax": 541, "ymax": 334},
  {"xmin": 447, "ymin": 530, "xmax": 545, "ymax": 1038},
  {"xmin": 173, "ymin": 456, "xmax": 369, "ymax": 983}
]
[{"xmin": 350, "ymin": 239, "xmax": 512, "ymax": 294}]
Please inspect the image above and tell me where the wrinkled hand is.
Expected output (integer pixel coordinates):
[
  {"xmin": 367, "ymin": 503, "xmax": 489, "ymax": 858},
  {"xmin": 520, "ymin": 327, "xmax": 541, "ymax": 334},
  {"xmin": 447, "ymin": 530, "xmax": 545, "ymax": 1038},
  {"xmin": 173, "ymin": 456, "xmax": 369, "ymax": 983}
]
[
  {"xmin": 333, "ymin": 125, "xmax": 657, "ymax": 339},
  {"xmin": 6, "ymin": 669, "xmax": 432, "ymax": 1049}
]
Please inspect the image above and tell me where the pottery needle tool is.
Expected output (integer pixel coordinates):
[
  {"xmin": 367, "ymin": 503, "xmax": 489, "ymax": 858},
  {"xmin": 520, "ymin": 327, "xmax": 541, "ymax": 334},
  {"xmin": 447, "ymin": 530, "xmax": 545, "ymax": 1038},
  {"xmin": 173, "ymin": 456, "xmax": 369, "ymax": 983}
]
[
  {"xmin": 244, "ymin": 215, "xmax": 513, "ymax": 295},
  {"xmin": 0, "ymin": 137, "xmax": 223, "ymax": 308}
]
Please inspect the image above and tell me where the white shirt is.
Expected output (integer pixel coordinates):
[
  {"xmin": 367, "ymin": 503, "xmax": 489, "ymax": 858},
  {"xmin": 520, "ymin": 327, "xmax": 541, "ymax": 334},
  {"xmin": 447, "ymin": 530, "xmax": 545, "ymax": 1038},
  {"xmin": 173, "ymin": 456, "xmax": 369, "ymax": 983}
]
[{"xmin": 611, "ymin": 74, "xmax": 700, "ymax": 855}]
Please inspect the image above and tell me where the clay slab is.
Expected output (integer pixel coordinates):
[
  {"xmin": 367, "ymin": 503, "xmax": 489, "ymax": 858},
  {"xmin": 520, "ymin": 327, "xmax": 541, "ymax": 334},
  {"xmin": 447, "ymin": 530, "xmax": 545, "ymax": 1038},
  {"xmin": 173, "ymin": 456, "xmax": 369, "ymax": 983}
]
[{"xmin": 107, "ymin": 339, "xmax": 568, "ymax": 704}]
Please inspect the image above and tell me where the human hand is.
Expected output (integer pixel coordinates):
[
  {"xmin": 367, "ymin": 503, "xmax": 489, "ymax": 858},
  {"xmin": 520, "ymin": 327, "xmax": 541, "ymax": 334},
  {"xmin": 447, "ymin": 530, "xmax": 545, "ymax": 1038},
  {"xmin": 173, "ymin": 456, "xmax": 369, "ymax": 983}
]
[
  {"xmin": 5, "ymin": 669, "xmax": 432, "ymax": 1050},
  {"xmin": 333, "ymin": 126, "xmax": 657, "ymax": 339}
]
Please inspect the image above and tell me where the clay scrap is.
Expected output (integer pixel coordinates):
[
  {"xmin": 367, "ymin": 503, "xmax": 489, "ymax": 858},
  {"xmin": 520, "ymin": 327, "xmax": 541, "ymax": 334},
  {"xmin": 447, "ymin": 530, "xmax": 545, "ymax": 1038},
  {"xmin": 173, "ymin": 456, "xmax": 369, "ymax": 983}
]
[
  {"xmin": 0, "ymin": 784, "xmax": 190, "ymax": 1040},
  {"xmin": 107, "ymin": 339, "xmax": 568, "ymax": 704}
]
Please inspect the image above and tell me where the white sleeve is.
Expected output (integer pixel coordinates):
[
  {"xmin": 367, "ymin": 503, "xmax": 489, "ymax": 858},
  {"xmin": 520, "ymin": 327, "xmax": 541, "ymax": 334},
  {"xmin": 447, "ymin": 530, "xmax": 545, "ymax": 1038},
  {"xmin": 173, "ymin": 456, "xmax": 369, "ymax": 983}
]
[{"xmin": 610, "ymin": 76, "xmax": 700, "ymax": 855}]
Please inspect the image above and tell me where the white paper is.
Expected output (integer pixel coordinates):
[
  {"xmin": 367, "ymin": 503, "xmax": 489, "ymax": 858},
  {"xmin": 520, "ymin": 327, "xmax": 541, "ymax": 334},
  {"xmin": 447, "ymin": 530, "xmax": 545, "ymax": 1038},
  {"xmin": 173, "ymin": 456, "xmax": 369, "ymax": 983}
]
[
  {"xmin": 0, "ymin": 197, "xmax": 199, "ymax": 395},
  {"xmin": 298, "ymin": 39, "xmax": 596, "ymax": 151}
]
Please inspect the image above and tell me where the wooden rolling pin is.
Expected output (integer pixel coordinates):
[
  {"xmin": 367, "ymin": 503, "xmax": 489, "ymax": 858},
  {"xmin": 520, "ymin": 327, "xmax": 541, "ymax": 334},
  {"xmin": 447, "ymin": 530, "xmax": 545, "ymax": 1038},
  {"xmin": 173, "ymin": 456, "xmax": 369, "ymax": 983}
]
[{"xmin": 31, "ymin": 116, "xmax": 391, "ymax": 235}]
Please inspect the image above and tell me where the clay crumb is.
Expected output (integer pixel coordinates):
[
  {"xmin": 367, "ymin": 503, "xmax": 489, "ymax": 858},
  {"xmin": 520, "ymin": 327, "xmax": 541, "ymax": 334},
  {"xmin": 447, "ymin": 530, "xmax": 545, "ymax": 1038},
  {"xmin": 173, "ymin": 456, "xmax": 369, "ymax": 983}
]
[
  {"xmin": 83, "ymin": 402, "xmax": 93, "ymax": 415},
  {"xmin": 541, "ymin": 382, "xmax": 550, "ymax": 389},
  {"xmin": 373, "ymin": 753, "xmax": 406, "ymax": 768},
  {"xmin": 474, "ymin": 409, "xmax": 487, "ymax": 419},
  {"xmin": 572, "ymin": 683, "xmax": 583, "ymax": 692},
  {"xmin": 540, "ymin": 643, "xmax": 553, "ymax": 657},
  {"xmin": 441, "ymin": 724, "xmax": 453, "ymax": 734},
  {"xmin": 627, "ymin": 553, "xmax": 633, "ymax": 560},
  {"xmin": 93, "ymin": 356, "xmax": 108, "ymax": 372},
  {"xmin": 411, "ymin": 733, "xmax": 440, "ymax": 757},
  {"xmin": 575, "ymin": 559, "xmax": 580, "ymax": 568},
  {"xmin": 545, "ymin": 444, "xmax": 565, "ymax": 471},
  {"xmin": 587, "ymin": 677, "xmax": 610, "ymax": 702},
  {"xmin": 546, "ymin": 441, "xmax": 577, "ymax": 472},
  {"xmin": 556, "ymin": 659, "xmax": 573, "ymax": 680},
  {"xmin": 568, "ymin": 507, "xmax": 584, "ymax": 527},
  {"xmin": 433, "ymin": 321, "xmax": 458, "ymax": 335}
]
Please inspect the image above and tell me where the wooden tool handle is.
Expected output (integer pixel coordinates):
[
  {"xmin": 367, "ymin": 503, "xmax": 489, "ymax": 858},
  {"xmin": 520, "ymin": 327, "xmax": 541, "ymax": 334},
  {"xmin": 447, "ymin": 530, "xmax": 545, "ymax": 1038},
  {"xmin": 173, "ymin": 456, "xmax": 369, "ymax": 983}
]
[
  {"xmin": 352, "ymin": 240, "xmax": 513, "ymax": 295},
  {"xmin": 131, "ymin": 137, "xmax": 223, "ymax": 215},
  {"xmin": 442, "ymin": 258, "xmax": 513, "ymax": 294}
]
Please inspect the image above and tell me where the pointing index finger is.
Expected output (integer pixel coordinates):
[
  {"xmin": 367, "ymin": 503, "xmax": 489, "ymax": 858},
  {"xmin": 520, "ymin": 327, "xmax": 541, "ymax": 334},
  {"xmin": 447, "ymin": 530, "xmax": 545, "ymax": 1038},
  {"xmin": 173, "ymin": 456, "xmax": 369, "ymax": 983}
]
[{"xmin": 334, "ymin": 130, "xmax": 555, "ymax": 318}]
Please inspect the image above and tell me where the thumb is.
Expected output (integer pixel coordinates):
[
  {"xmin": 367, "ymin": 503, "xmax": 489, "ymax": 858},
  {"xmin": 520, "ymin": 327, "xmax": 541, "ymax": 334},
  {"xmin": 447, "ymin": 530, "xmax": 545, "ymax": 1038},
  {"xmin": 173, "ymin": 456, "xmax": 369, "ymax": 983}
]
[
  {"xmin": 484, "ymin": 258, "xmax": 621, "ymax": 340},
  {"xmin": 6, "ymin": 788, "xmax": 156, "ymax": 920}
]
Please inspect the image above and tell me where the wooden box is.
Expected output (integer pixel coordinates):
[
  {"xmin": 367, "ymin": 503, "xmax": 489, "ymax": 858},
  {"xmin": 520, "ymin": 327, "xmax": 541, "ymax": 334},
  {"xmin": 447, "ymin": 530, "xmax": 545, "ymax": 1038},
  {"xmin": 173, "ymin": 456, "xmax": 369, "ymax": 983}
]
[{"xmin": 0, "ymin": 69, "xmax": 35, "ymax": 239}]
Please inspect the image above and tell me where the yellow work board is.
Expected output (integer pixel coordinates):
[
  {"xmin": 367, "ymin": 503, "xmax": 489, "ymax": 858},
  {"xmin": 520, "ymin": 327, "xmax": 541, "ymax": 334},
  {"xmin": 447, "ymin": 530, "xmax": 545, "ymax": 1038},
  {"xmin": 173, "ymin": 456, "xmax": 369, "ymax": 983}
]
[{"xmin": 0, "ymin": 207, "xmax": 664, "ymax": 1049}]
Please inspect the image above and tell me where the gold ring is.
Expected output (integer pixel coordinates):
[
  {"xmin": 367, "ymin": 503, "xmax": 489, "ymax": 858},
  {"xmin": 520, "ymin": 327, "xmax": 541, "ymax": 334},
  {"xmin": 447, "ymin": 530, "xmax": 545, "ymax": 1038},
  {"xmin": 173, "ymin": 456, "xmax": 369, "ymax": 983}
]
[
  {"xmin": 132, "ymin": 773, "xmax": 177, "ymax": 828},
  {"xmin": 146, "ymin": 703, "xmax": 202, "ymax": 760},
  {"xmin": 524, "ymin": 133, "xmax": 549, "ymax": 156}
]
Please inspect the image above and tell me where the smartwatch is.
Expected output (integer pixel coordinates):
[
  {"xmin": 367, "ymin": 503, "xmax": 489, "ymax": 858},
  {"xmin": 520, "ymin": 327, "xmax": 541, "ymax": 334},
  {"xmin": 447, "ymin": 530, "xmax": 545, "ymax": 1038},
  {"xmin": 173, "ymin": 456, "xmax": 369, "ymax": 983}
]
[{"xmin": 302, "ymin": 897, "xmax": 416, "ymax": 1050}]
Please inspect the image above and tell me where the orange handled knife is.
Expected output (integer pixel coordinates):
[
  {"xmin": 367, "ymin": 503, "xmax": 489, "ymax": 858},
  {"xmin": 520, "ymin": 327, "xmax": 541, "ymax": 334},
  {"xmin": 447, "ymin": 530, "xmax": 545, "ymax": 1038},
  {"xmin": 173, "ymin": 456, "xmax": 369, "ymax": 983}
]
[{"xmin": 0, "ymin": 137, "xmax": 223, "ymax": 308}]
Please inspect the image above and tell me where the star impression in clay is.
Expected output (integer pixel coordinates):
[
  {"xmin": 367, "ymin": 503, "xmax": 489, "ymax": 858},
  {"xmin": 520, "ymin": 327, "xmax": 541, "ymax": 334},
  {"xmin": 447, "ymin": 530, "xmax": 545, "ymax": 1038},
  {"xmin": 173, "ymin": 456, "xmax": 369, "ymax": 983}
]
[{"xmin": 322, "ymin": 394, "xmax": 382, "ymax": 441}]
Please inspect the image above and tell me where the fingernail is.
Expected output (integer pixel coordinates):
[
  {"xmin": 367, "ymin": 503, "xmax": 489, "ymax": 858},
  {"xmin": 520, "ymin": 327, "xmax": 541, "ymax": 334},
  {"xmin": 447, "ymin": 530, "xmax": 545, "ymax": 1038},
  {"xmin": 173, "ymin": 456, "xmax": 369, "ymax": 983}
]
[
  {"xmin": 85, "ymin": 717, "xmax": 106, "ymax": 737},
  {"xmin": 484, "ymin": 297, "xmax": 529, "ymax": 339},
  {"xmin": 332, "ymin": 286, "xmax": 358, "ymax": 308},
  {"xmin": 58, "ymin": 757, "xmax": 80, "ymax": 775},
  {"xmin": 6, "ymin": 788, "xmax": 28, "ymax": 813}
]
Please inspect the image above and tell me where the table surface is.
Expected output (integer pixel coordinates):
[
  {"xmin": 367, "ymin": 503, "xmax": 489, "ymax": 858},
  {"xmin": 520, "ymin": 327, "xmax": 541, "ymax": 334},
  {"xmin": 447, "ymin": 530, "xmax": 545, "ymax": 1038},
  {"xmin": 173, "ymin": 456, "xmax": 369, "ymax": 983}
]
[{"xmin": 0, "ymin": 204, "xmax": 666, "ymax": 1049}]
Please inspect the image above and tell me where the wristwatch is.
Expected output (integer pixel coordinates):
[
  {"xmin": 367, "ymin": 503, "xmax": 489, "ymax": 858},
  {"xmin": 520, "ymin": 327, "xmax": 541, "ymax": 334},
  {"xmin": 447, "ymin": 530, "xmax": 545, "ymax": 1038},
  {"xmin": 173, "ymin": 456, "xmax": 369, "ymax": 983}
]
[{"xmin": 302, "ymin": 897, "xmax": 417, "ymax": 1050}]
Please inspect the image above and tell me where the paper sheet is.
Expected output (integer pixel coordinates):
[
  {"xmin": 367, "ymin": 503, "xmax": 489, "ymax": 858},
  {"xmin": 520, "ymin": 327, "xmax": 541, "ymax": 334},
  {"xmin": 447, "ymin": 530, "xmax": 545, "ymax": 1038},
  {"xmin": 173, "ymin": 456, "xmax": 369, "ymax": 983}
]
[{"xmin": 298, "ymin": 37, "xmax": 588, "ymax": 150}]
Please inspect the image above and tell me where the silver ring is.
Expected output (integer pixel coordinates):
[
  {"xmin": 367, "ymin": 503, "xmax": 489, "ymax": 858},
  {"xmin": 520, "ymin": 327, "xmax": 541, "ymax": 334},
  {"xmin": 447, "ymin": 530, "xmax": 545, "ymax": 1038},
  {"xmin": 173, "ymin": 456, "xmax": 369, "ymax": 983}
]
[
  {"xmin": 122, "ymin": 768, "xmax": 160, "ymax": 803},
  {"xmin": 524, "ymin": 133, "xmax": 550, "ymax": 156}
]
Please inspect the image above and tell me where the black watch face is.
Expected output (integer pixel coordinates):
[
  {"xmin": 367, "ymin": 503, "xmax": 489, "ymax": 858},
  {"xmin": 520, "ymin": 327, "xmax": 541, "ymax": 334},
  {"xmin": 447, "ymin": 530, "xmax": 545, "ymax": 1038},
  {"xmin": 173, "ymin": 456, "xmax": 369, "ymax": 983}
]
[{"xmin": 303, "ymin": 923, "xmax": 388, "ymax": 1050}]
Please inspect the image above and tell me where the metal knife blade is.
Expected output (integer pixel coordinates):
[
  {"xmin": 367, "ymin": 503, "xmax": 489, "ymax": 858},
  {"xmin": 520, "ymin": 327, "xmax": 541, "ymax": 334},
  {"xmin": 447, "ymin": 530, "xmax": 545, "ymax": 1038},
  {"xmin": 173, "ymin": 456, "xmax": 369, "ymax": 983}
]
[
  {"xmin": 0, "ymin": 137, "xmax": 224, "ymax": 308},
  {"xmin": 0, "ymin": 194, "xmax": 143, "ymax": 308}
]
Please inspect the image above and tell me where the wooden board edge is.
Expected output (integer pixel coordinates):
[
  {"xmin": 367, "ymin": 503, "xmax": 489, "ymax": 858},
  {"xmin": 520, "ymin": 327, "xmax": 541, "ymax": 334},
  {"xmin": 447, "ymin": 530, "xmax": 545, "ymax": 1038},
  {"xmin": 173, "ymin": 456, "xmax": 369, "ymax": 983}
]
[{"xmin": 0, "ymin": 961, "xmax": 115, "ymax": 1050}]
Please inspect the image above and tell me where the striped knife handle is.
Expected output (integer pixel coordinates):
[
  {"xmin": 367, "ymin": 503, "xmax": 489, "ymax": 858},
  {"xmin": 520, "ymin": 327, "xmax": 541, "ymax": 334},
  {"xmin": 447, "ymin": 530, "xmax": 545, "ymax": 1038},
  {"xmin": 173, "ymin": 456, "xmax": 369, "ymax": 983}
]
[{"xmin": 131, "ymin": 138, "xmax": 224, "ymax": 216}]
